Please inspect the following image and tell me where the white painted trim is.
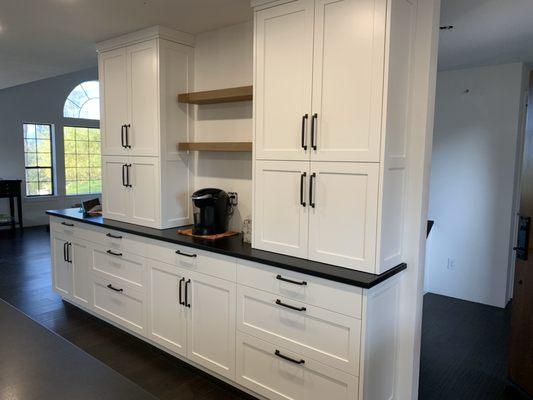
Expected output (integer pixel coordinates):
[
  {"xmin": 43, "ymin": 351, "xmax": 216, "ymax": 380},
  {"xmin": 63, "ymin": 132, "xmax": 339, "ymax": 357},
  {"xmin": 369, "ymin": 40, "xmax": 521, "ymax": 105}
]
[{"xmin": 96, "ymin": 26, "xmax": 195, "ymax": 53}]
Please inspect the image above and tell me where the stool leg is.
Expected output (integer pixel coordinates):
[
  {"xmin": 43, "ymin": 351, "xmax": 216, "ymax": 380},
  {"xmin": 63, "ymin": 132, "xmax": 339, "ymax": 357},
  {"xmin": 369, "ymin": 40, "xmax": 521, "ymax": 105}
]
[
  {"xmin": 9, "ymin": 197, "xmax": 15, "ymax": 231},
  {"xmin": 17, "ymin": 195, "xmax": 23, "ymax": 231}
]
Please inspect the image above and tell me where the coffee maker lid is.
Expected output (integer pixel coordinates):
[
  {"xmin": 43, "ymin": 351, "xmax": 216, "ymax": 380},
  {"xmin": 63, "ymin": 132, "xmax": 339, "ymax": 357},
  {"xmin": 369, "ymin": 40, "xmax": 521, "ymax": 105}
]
[{"xmin": 191, "ymin": 188, "xmax": 226, "ymax": 200}]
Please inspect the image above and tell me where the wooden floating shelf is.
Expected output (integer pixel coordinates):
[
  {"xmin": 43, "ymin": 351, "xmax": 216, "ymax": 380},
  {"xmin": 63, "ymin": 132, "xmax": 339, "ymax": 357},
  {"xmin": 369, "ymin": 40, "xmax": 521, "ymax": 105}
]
[
  {"xmin": 178, "ymin": 142, "xmax": 252, "ymax": 152},
  {"xmin": 177, "ymin": 86, "xmax": 253, "ymax": 105}
]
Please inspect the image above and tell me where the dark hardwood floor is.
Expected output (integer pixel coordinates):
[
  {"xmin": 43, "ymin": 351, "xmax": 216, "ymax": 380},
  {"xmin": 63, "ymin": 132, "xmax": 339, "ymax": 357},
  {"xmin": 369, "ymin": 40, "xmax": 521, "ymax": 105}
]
[{"xmin": 0, "ymin": 226, "xmax": 530, "ymax": 400}]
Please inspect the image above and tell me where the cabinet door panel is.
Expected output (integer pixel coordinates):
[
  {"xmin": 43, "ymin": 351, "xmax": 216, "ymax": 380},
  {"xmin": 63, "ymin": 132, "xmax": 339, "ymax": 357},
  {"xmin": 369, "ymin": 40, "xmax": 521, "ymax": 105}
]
[
  {"xmin": 253, "ymin": 161, "xmax": 309, "ymax": 258},
  {"xmin": 99, "ymin": 47, "xmax": 128, "ymax": 156},
  {"xmin": 308, "ymin": 163, "xmax": 379, "ymax": 272},
  {"xmin": 52, "ymin": 236, "xmax": 72, "ymax": 297},
  {"xmin": 127, "ymin": 40, "xmax": 159, "ymax": 157},
  {"xmin": 255, "ymin": 0, "xmax": 314, "ymax": 160},
  {"xmin": 148, "ymin": 260, "xmax": 187, "ymax": 356},
  {"xmin": 129, "ymin": 157, "xmax": 160, "ymax": 227},
  {"xmin": 102, "ymin": 156, "xmax": 129, "ymax": 222},
  {"xmin": 71, "ymin": 240, "xmax": 92, "ymax": 306},
  {"xmin": 187, "ymin": 272, "xmax": 236, "ymax": 380},
  {"xmin": 311, "ymin": 0, "xmax": 386, "ymax": 162}
]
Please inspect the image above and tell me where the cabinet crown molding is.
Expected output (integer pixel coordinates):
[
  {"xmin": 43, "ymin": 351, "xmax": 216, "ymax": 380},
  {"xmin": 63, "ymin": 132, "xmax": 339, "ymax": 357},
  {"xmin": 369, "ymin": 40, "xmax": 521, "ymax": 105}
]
[{"xmin": 95, "ymin": 25, "xmax": 195, "ymax": 53}]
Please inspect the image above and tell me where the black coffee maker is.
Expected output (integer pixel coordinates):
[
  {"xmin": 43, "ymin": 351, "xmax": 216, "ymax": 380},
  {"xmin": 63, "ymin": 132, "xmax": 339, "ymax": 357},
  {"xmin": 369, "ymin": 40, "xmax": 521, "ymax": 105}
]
[{"xmin": 191, "ymin": 188, "xmax": 230, "ymax": 235}]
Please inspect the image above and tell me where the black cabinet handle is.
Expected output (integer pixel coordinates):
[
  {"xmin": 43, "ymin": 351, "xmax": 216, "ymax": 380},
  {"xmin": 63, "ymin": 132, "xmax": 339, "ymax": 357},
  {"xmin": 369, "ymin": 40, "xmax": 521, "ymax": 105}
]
[
  {"xmin": 63, "ymin": 242, "xmax": 68, "ymax": 262},
  {"xmin": 310, "ymin": 113, "xmax": 318, "ymax": 150},
  {"xmin": 178, "ymin": 277, "xmax": 185, "ymax": 305},
  {"xmin": 61, "ymin": 222, "xmax": 74, "ymax": 227},
  {"xmin": 121, "ymin": 124, "xmax": 127, "ymax": 148},
  {"xmin": 175, "ymin": 249, "xmax": 197, "ymax": 258},
  {"xmin": 106, "ymin": 233, "xmax": 123, "ymax": 239},
  {"xmin": 300, "ymin": 172, "xmax": 307, "ymax": 207},
  {"xmin": 309, "ymin": 172, "xmax": 316, "ymax": 208},
  {"xmin": 301, "ymin": 114, "xmax": 308, "ymax": 150},
  {"xmin": 106, "ymin": 250, "xmax": 123, "ymax": 257},
  {"xmin": 275, "ymin": 299, "xmax": 306, "ymax": 312},
  {"xmin": 276, "ymin": 274, "xmax": 307, "ymax": 286},
  {"xmin": 122, "ymin": 164, "xmax": 127, "ymax": 187},
  {"xmin": 126, "ymin": 164, "xmax": 132, "ymax": 188},
  {"xmin": 67, "ymin": 242, "xmax": 72, "ymax": 263},
  {"xmin": 125, "ymin": 124, "xmax": 131, "ymax": 148},
  {"xmin": 275, "ymin": 350, "xmax": 305, "ymax": 365},
  {"xmin": 184, "ymin": 279, "xmax": 191, "ymax": 308},
  {"xmin": 107, "ymin": 284, "xmax": 123, "ymax": 293}
]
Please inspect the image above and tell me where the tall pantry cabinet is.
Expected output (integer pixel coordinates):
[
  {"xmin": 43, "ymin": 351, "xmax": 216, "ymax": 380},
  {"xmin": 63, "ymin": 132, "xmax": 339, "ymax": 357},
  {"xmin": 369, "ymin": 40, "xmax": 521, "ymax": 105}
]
[
  {"xmin": 97, "ymin": 27, "xmax": 194, "ymax": 229},
  {"xmin": 252, "ymin": 0, "xmax": 415, "ymax": 274}
]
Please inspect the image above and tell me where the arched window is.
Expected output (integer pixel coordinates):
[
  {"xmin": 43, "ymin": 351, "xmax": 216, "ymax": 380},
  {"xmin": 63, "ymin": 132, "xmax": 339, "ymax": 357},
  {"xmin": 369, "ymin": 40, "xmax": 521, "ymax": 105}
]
[{"xmin": 63, "ymin": 81, "xmax": 100, "ymax": 120}]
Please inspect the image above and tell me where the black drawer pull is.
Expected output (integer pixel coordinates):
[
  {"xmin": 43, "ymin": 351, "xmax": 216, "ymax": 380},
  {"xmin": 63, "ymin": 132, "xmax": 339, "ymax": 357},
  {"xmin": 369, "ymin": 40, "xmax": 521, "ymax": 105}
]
[
  {"xmin": 106, "ymin": 250, "xmax": 123, "ymax": 257},
  {"xmin": 310, "ymin": 113, "xmax": 318, "ymax": 150},
  {"xmin": 185, "ymin": 279, "xmax": 191, "ymax": 308},
  {"xmin": 299, "ymin": 172, "xmax": 306, "ymax": 207},
  {"xmin": 178, "ymin": 277, "xmax": 185, "ymax": 305},
  {"xmin": 107, "ymin": 284, "xmax": 123, "ymax": 292},
  {"xmin": 106, "ymin": 233, "xmax": 123, "ymax": 239},
  {"xmin": 276, "ymin": 275, "xmax": 307, "ymax": 286},
  {"xmin": 63, "ymin": 242, "xmax": 68, "ymax": 262},
  {"xmin": 275, "ymin": 299, "xmax": 306, "ymax": 312},
  {"xmin": 301, "ymin": 114, "xmax": 308, "ymax": 150},
  {"xmin": 121, "ymin": 124, "xmax": 127, "ymax": 148},
  {"xmin": 176, "ymin": 250, "xmax": 197, "ymax": 258},
  {"xmin": 61, "ymin": 222, "xmax": 74, "ymax": 227},
  {"xmin": 124, "ymin": 124, "xmax": 131, "ymax": 148},
  {"xmin": 309, "ymin": 172, "xmax": 316, "ymax": 208},
  {"xmin": 275, "ymin": 350, "xmax": 305, "ymax": 365}
]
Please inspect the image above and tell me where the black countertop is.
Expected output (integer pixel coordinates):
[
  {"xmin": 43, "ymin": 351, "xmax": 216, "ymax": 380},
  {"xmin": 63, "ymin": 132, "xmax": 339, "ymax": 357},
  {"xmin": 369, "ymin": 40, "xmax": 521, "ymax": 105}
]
[{"xmin": 46, "ymin": 208, "xmax": 406, "ymax": 289}]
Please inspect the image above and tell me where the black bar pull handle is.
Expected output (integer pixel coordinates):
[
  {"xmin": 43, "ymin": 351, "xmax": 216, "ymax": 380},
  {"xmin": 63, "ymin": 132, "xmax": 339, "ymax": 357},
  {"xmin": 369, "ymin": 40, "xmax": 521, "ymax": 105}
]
[
  {"xmin": 126, "ymin": 164, "xmax": 132, "ymax": 188},
  {"xmin": 276, "ymin": 274, "xmax": 307, "ymax": 286},
  {"xmin": 275, "ymin": 299, "xmax": 306, "ymax": 312},
  {"xmin": 178, "ymin": 277, "xmax": 185, "ymax": 305},
  {"xmin": 121, "ymin": 124, "xmax": 126, "ymax": 148},
  {"xmin": 275, "ymin": 350, "xmax": 305, "ymax": 365},
  {"xmin": 300, "ymin": 172, "xmax": 307, "ymax": 207},
  {"xmin": 67, "ymin": 242, "xmax": 72, "ymax": 263},
  {"xmin": 63, "ymin": 242, "xmax": 68, "ymax": 262},
  {"xmin": 301, "ymin": 114, "xmax": 309, "ymax": 150},
  {"xmin": 61, "ymin": 222, "xmax": 74, "ymax": 227},
  {"xmin": 107, "ymin": 284, "xmax": 123, "ymax": 293},
  {"xmin": 309, "ymin": 172, "xmax": 316, "ymax": 208},
  {"xmin": 106, "ymin": 233, "xmax": 123, "ymax": 239},
  {"xmin": 175, "ymin": 249, "xmax": 197, "ymax": 258},
  {"xmin": 185, "ymin": 279, "xmax": 191, "ymax": 308},
  {"xmin": 310, "ymin": 113, "xmax": 318, "ymax": 150},
  {"xmin": 106, "ymin": 250, "xmax": 123, "ymax": 257},
  {"xmin": 125, "ymin": 124, "xmax": 131, "ymax": 148},
  {"xmin": 122, "ymin": 164, "xmax": 127, "ymax": 187}
]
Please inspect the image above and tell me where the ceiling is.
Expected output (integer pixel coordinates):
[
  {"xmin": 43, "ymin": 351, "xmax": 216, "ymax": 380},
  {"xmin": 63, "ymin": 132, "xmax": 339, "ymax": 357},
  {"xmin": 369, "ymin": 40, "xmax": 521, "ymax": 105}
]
[
  {"xmin": 0, "ymin": 0, "xmax": 252, "ymax": 89},
  {"xmin": 439, "ymin": 0, "xmax": 533, "ymax": 71}
]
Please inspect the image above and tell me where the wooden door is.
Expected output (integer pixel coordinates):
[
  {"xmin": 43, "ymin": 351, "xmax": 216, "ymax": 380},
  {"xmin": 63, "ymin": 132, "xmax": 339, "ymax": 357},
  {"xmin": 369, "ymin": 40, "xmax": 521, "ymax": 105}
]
[
  {"xmin": 71, "ymin": 239, "xmax": 92, "ymax": 306},
  {"xmin": 128, "ymin": 157, "xmax": 160, "ymax": 227},
  {"xmin": 186, "ymin": 271, "xmax": 236, "ymax": 380},
  {"xmin": 99, "ymin": 47, "xmax": 128, "ymax": 156},
  {"xmin": 254, "ymin": 0, "xmax": 314, "ymax": 161},
  {"xmin": 147, "ymin": 260, "xmax": 187, "ymax": 357},
  {"xmin": 253, "ymin": 160, "xmax": 310, "ymax": 258},
  {"xmin": 127, "ymin": 40, "xmax": 159, "ymax": 157},
  {"xmin": 102, "ymin": 156, "xmax": 130, "ymax": 222},
  {"xmin": 52, "ymin": 235, "xmax": 72, "ymax": 297},
  {"xmin": 311, "ymin": 0, "xmax": 386, "ymax": 162},
  {"xmin": 308, "ymin": 162, "xmax": 379, "ymax": 272}
]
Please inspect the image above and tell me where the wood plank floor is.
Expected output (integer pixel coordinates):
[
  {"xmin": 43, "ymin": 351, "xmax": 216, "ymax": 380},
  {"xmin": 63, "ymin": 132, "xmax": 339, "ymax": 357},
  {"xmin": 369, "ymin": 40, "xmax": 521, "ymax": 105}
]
[{"xmin": 0, "ymin": 226, "xmax": 530, "ymax": 400}]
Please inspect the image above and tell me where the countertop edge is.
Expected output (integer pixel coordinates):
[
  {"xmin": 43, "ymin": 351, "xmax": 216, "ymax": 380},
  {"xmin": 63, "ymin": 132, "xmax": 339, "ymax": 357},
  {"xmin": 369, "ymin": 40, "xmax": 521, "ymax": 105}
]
[{"xmin": 46, "ymin": 210, "xmax": 407, "ymax": 289}]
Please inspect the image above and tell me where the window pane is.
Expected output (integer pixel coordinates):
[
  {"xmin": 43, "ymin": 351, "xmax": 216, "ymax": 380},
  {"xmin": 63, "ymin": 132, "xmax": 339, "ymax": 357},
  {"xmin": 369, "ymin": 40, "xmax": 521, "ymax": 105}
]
[
  {"xmin": 65, "ymin": 154, "xmax": 77, "ymax": 168},
  {"xmin": 36, "ymin": 125, "xmax": 50, "ymax": 139},
  {"xmin": 77, "ymin": 155, "xmax": 89, "ymax": 168},
  {"xmin": 77, "ymin": 181, "xmax": 90, "ymax": 194},
  {"xmin": 24, "ymin": 138, "xmax": 36, "ymax": 152},
  {"xmin": 66, "ymin": 181, "xmax": 77, "ymax": 195},
  {"xmin": 25, "ymin": 152, "xmax": 37, "ymax": 167},
  {"xmin": 23, "ymin": 123, "xmax": 54, "ymax": 197},
  {"xmin": 64, "ymin": 81, "xmax": 100, "ymax": 120},
  {"xmin": 65, "ymin": 168, "xmax": 77, "ymax": 181},
  {"xmin": 36, "ymin": 139, "xmax": 51, "ymax": 154},
  {"xmin": 38, "ymin": 168, "xmax": 52, "ymax": 182},
  {"xmin": 90, "ymin": 167, "xmax": 101, "ymax": 180},
  {"xmin": 64, "ymin": 126, "xmax": 76, "ymax": 141},
  {"xmin": 77, "ymin": 168, "xmax": 90, "ymax": 180},
  {"xmin": 75, "ymin": 127, "xmax": 89, "ymax": 141},
  {"xmin": 64, "ymin": 140, "xmax": 76, "ymax": 154},
  {"xmin": 88, "ymin": 141, "xmax": 100, "ymax": 154},
  {"xmin": 25, "ymin": 169, "xmax": 38, "ymax": 182},
  {"xmin": 24, "ymin": 124, "xmax": 35, "ymax": 139},
  {"xmin": 63, "ymin": 99, "xmax": 80, "ymax": 118},
  {"xmin": 26, "ymin": 182, "xmax": 39, "ymax": 196},
  {"xmin": 88, "ymin": 128, "xmax": 100, "ymax": 142},
  {"xmin": 39, "ymin": 182, "xmax": 52, "ymax": 196},
  {"xmin": 37, "ymin": 153, "xmax": 51, "ymax": 167},
  {"xmin": 89, "ymin": 154, "xmax": 101, "ymax": 167},
  {"xmin": 76, "ymin": 140, "xmax": 89, "ymax": 154},
  {"xmin": 90, "ymin": 180, "xmax": 102, "ymax": 193}
]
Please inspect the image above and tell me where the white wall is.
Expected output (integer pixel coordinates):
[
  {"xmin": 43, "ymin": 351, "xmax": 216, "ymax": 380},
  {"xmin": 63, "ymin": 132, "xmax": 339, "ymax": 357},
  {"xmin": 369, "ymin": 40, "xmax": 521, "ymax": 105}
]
[
  {"xmin": 425, "ymin": 63, "xmax": 528, "ymax": 308},
  {"xmin": 192, "ymin": 21, "xmax": 253, "ymax": 231},
  {"xmin": 0, "ymin": 67, "xmax": 100, "ymax": 227}
]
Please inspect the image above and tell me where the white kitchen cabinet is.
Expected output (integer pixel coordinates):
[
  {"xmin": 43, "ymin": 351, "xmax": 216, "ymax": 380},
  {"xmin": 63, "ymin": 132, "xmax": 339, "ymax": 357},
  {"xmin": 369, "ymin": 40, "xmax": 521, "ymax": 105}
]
[
  {"xmin": 147, "ymin": 260, "xmax": 188, "ymax": 356},
  {"xmin": 252, "ymin": 0, "xmax": 414, "ymax": 274},
  {"xmin": 186, "ymin": 270, "xmax": 236, "ymax": 380},
  {"xmin": 52, "ymin": 235, "xmax": 72, "ymax": 297},
  {"xmin": 97, "ymin": 27, "xmax": 195, "ymax": 229},
  {"xmin": 253, "ymin": 160, "xmax": 309, "ymax": 258},
  {"xmin": 71, "ymin": 239, "xmax": 92, "ymax": 306}
]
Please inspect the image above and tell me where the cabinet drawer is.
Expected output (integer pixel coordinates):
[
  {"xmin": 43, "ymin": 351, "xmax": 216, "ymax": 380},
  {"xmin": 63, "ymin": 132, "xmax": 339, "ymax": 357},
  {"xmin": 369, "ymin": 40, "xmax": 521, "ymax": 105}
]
[
  {"xmin": 144, "ymin": 240, "xmax": 236, "ymax": 282},
  {"xmin": 237, "ymin": 259, "xmax": 362, "ymax": 318},
  {"xmin": 92, "ymin": 245, "xmax": 145, "ymax": 289},
  {"xmin": 92, "ymin": 275, "xmax": 145, "ymax": 334},
  {"xmin": 237, "ymin": 285, "xmax": 360, "ymax": 375},
  {"xmin": 236, "ymin": 332, "xmax": 358, "ymax": 400},
  {"xmin": 85, "ymin": 227, "xmax": 146, "ymax": 257}
]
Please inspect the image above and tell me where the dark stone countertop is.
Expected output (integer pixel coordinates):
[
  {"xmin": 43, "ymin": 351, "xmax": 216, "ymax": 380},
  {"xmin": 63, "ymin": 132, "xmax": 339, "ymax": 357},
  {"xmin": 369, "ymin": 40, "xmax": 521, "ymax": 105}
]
[{"xmin": 46, "ymin": 208, "xmax": 406, "ymax": 289}]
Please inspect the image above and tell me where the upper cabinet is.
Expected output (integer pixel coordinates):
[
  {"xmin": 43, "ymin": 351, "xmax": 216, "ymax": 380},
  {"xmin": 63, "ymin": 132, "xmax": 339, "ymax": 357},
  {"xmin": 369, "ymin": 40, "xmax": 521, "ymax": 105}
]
[
  {"xmin": 252, "ymin": 0, "xmax": 414, "ymax": 274},
  {"xmin": 97, "ymin": 26, "xmax": 195, "ymax": 229}
]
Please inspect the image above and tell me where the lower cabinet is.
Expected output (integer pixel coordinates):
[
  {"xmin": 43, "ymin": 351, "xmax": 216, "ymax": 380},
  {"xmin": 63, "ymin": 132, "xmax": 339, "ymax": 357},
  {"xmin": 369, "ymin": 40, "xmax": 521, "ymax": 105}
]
[
  {"xmin": 52, "ymin": 234, "xmax": 73, "ymax": 297},
  {"xmin": 236, "ymin": 332, "xmax": 359, "ymax": 400}
]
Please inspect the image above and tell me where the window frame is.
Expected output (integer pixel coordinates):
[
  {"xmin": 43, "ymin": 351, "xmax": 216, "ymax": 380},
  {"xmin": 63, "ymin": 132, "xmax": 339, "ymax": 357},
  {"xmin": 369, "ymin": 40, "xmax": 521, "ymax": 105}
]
[{"xmin": 23, "ymin": 122, "xmax": 56, "ymax": 198}]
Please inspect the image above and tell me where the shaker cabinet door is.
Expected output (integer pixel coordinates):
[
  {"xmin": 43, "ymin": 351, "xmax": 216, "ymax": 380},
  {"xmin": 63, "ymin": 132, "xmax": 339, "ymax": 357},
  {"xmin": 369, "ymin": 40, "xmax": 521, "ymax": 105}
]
[
  {"xmin": 308, "ymin": 162, "xmax": 379, "ymax": 272},
  {"xmin": 253, "ymin": 160, "xmax": 310, "ymax": 259},
  {"xmin": 254, "ymin": 0, "xmax": 314, "ymax": 161},
  {"xmin": 52, "ymin": 235, "xmax": 72, "ymax": 297},
  {"xmin": 311, "ymin": 0, "xmax": 387, "ymax": 162},
  {"xmin": 128, "ymin": 157, "xmax": 160, "ymax": 228},
  {"xmin": 102, "ymin": 156, "xmax": 130, "ymax": 222},
  {"xmin": 99, "ymin": 47, "xmax": 128, "ymax": 156}
]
